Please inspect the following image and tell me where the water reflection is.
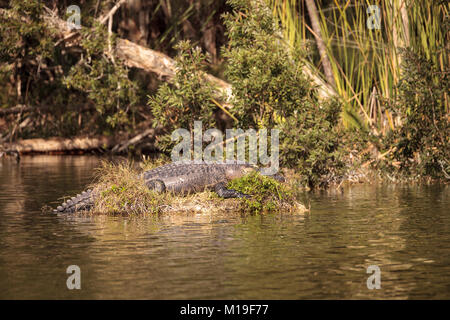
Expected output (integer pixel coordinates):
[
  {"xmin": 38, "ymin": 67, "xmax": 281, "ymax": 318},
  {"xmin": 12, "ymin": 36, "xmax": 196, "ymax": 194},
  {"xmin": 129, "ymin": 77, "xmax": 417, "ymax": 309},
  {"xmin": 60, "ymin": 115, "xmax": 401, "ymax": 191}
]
[{"xmin": 0, "ymin": 156, "xmax": 448, "ymax": 299}]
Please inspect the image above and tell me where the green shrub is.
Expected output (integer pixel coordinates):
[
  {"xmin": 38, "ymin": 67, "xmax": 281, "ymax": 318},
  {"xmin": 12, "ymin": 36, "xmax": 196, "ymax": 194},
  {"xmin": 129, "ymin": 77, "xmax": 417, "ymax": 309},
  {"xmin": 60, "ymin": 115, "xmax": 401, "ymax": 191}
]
[
  {"xmin": 148, "ymin": 40, "xmax": 217, "ymax": 152},
  {"xmin": 222, "ymin": 0, "xmax": 345, "ymax": 187},
  {"xmin": 63, "ymin": 22, "xmax": 140, "ymax": 130},
  {"xmin": 383, "ymin": 49, "xmax": 449, "ymax": 178},
  {"xmin": 0, "ymin": 0, "xmax": 141, "ymax": 137},
  {"xmin": 227, "ymin": 171, "xmax": 302, "ymax": 214}
]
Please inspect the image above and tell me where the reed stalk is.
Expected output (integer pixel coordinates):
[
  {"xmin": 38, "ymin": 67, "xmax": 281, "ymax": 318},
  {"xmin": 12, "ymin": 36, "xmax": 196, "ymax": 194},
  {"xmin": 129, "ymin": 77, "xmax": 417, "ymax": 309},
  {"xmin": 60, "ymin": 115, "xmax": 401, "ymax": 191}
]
[{"xmin": 268, "ymin": 0, "xmax": 449, "ymax": 132}]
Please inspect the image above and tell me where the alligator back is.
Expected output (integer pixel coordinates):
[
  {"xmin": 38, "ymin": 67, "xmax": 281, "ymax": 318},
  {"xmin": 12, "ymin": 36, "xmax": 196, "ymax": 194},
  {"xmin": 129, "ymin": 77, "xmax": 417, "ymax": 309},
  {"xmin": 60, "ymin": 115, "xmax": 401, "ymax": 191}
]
[
  {"xmin": 54, "ymin": 161, "xmax": 255, "ymax": 213},
  {"xmin": 140, "ymin": 161, "xmax": 253, "ymax": 194}
]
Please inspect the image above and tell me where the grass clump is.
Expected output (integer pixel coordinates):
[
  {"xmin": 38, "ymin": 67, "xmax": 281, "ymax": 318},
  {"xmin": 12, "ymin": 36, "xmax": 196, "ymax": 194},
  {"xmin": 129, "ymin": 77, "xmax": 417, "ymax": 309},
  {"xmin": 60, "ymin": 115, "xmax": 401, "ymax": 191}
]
[
  {"xmin": 90, "ymin": 161, "xmax": 166, "ymax": 215},
  {"xmin": 227, "ymin": 171, "xmax": 306, "ymax": 214}
]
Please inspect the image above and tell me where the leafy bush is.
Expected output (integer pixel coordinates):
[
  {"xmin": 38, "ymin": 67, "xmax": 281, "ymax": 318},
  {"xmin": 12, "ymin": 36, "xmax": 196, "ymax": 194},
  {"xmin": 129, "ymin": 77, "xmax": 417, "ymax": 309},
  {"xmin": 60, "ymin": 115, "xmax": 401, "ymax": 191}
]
[
  {"xmin": 63, "ymin": 22, "xmax": 140, "ymax": 129},
  {"xmin": 222, "ymin": 0, "xmax": 311, "ymax": 128},
  {"xmin": 222, "ymin": 0, "xmax": 345, "ymax": 187},
  {"xmin": 0, "ymin": 0, "xmax": 141, "ymax": 137},
  {"xmin": 383, "ymin": 49, "xmax": 449, "ymax": 178},
  {"xmin": 148, "ymin": 40, "xmax": 217, "ymax": 152},
  {"xmin": 277, "ymin": 100, "xmax": 346, "ymax": 187},
  {"xmin": 0, "ymin": 0, "xmax": 58, "ymax": 109},
  {"xmin": 227, "ymin": 171, "xmax": 303, "ymax": 214}
]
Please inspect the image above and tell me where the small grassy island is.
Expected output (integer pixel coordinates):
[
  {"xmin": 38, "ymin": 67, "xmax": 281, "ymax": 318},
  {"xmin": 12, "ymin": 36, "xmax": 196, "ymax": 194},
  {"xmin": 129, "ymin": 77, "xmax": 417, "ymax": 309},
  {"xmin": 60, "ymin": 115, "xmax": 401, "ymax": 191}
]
[{"xmin": 64, "ymin": 160, "xmax": 308, "ymax": 216}]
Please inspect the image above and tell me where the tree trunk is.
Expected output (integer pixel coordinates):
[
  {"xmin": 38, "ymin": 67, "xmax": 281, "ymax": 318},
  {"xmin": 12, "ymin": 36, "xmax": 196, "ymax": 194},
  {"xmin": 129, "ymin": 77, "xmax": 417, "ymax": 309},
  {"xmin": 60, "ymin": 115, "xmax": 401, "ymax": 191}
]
[{"xmin": 305, "ymin": 0, "xmax": 336, "ymax": 88}]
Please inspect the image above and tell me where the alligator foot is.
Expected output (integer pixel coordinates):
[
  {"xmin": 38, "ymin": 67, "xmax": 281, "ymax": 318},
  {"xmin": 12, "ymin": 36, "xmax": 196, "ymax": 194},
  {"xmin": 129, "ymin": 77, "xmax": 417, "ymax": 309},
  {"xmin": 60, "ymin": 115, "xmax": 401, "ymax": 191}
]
[
  {"xmin": 146, "ymin": 179, "xmax": 166, "ymax": 193},
  {"xmin": 214, "ymin": 182, "xmax": 251, "ymax": 199}
]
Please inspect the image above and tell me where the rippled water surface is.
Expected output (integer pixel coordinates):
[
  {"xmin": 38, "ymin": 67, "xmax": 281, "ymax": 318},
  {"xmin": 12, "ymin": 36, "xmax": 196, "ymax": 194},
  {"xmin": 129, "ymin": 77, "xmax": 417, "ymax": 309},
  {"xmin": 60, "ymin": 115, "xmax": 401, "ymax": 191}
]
[{"xmin": 0, "ymin": 156, "xmax": 449, "ymax": 299}]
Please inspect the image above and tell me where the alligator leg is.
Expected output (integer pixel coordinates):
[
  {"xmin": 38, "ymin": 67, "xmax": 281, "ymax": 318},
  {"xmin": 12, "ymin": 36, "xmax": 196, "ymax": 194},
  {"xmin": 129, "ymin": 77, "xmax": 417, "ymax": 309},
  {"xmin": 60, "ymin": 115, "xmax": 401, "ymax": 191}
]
[
  {"xmin": 271, "ymin": 173, "xmax": 285, "ymax": 182},
  {"xmin": 54, "ymin": 189, "xmax": 95, "ymax": 213},
  {"xmin": 214, "ymin": 182, "xmax": 251, "ymax": 199},
  {"xmin": 145, "ymin": 179, "xmax": 166, "ymax": 193}
]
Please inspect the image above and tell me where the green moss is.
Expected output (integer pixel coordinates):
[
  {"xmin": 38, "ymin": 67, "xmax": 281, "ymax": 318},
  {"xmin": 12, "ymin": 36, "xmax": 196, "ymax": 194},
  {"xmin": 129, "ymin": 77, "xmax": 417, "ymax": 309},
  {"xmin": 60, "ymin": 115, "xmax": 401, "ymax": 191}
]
[{"xmin": 227, "ymin": 171, "xmax": 301, "ymax": 214}]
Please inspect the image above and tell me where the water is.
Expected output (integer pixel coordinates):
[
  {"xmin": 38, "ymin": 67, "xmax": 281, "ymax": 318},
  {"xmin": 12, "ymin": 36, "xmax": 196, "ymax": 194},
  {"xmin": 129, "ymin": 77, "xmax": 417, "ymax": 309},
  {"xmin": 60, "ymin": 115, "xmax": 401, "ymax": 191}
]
[{"xmin": 0, "ymin": 156, "xmax": 449, "ymax": 299}]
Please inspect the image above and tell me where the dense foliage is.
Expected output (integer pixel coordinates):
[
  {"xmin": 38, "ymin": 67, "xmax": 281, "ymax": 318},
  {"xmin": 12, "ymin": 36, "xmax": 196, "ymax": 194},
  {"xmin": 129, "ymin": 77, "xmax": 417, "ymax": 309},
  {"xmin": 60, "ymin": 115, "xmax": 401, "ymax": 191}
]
[
  {"xmin": 1, "ymin": 0, "xmax": 448, "ymax": 184},
  {"xmin": 383, "ymin": 49, "xmax": 449, "ymax": 179},
  {"xmin": 63, "ymin": 22, "xmax": 140, "ymax": 129},
  {"xmin": 0, "ymin": 0, "xmax": 141, "ymax": 137},
  {"xmin": 148, "ymin": 40, "xmax": 217, "ymax": 152},
  {"xmin": 222, "ymin": 0, "xmax": 345, "ymax": 187},
  {"xmin": 146, "ymin": 0, "xmax": 347, "ymax": 187}
]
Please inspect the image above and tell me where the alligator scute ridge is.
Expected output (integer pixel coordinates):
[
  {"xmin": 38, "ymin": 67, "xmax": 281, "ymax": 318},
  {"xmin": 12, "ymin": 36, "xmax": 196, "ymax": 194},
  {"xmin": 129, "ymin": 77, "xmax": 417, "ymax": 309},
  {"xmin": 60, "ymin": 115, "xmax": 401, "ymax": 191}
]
[{"xmin": 55, "ymin": 189, "xmax": 97, "ymax": 213}]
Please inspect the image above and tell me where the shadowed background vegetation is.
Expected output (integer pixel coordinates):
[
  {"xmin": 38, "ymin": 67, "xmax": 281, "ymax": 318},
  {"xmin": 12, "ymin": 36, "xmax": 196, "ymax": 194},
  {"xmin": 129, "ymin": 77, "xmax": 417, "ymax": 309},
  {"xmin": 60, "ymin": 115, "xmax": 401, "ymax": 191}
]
[{"xmin": 0, "ymin": 0, "xmax": 448, "ymax": 186}]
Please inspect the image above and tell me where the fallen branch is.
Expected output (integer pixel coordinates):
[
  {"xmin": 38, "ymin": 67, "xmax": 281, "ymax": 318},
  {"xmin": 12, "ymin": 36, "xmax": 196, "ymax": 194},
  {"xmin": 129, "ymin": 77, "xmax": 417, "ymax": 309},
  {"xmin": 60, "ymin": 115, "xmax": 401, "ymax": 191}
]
[
  {"xmin": 40, "ymin": 6, "xmax": 334, "ymax": 103},
  {"xmin": 111, "ymin": 127, "xmax": 158, "ymax": 153},
  {"xmin": 1, "ymin": 136, "xmax": 117, "ymax": 153},
  {"xmin": 114, "ymin": 38, "xmax": 176, "ymax": 78},
  {"xmin": 0, "ymin": 104, "xmax": 95, "ymax": 116},
  {"xmin": 0, "ymin": 105, "xmax": 34, "ymax": 116}
]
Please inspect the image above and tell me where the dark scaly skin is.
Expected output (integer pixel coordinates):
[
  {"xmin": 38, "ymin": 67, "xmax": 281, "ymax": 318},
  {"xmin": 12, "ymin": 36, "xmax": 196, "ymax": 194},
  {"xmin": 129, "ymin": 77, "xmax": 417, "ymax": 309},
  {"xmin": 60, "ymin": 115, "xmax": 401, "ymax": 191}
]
[
  {"xmin": 54, "ymin": 161, "xmax": 283, "ymax": 213},
  {"xmin": 140, "ymin": 161, "xmax": 255, "ymax": 194},
  {"xmin": 54, "ymin": 189, "xmax": 96, "ymax": 213}
]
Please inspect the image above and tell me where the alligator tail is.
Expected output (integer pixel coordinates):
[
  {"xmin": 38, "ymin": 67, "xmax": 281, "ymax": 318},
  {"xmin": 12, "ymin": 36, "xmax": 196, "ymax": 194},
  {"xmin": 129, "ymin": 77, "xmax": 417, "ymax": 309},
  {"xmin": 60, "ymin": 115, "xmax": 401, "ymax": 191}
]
[{"xmin": 54, "ymin": 189, "xmax": 96, "ymax": 213}]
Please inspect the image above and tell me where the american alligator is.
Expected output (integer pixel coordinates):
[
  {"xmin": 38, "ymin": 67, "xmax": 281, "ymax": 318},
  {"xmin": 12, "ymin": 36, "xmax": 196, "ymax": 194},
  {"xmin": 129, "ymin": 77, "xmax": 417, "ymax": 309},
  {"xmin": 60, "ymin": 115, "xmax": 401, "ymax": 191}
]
[{"xmin": 54, "ymin": 161, "xmax": 284, "ymax": 213}]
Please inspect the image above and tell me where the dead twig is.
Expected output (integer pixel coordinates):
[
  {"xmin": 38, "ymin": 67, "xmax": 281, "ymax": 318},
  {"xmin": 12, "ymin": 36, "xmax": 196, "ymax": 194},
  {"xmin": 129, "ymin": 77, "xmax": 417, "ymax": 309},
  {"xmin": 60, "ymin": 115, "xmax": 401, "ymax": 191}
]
[{"xmin": 99, "ymin": 0, "xmax": 128, "ymax": 25}]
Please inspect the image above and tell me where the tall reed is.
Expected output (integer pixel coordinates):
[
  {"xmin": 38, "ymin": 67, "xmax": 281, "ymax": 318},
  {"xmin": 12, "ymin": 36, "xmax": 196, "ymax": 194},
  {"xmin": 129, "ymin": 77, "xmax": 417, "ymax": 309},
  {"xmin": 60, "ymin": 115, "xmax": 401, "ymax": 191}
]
[{"xmin": 268, "ymin": 0, "xmax": 449, "ymax": 133}]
